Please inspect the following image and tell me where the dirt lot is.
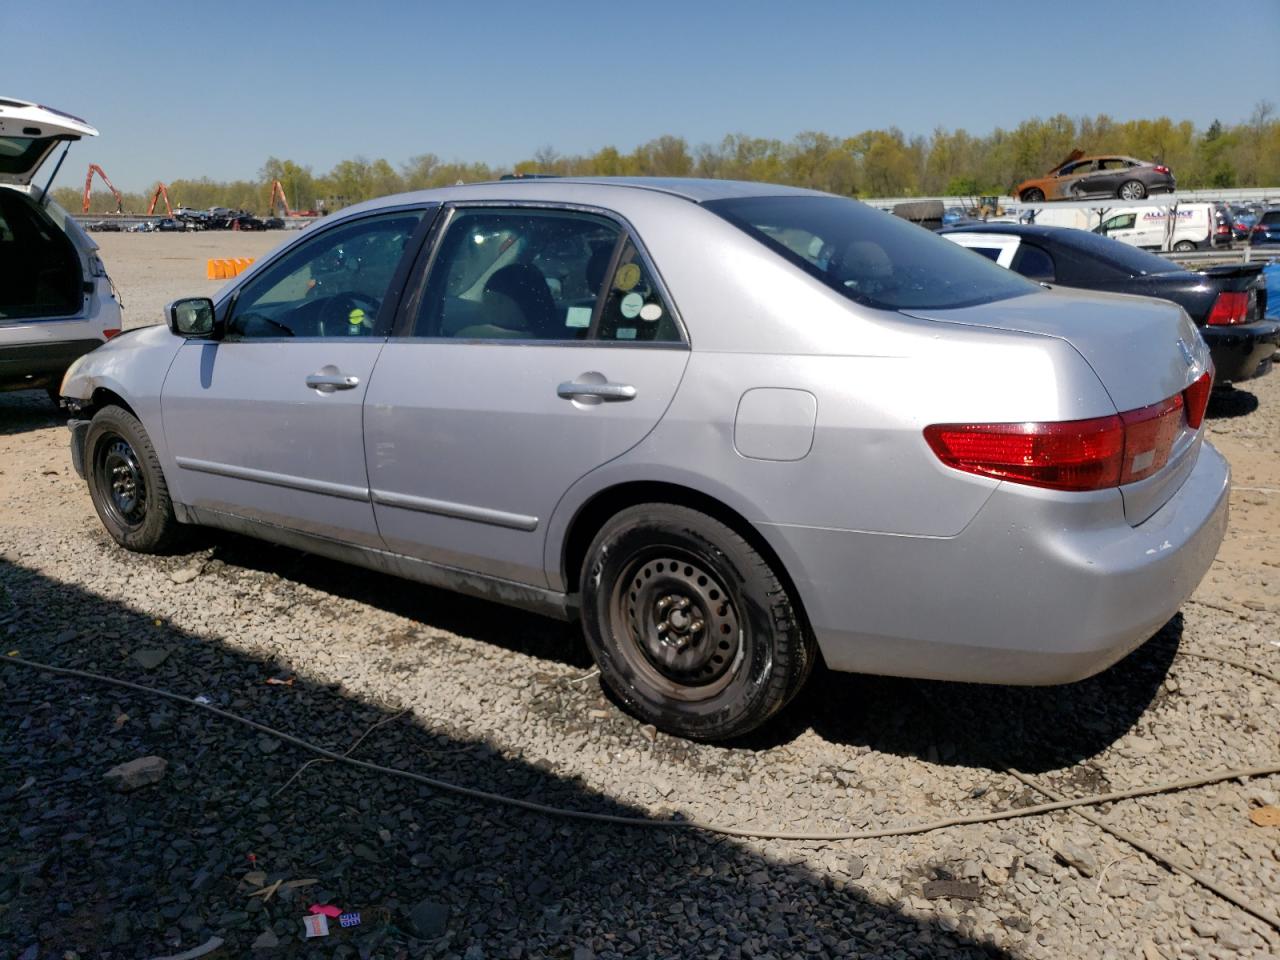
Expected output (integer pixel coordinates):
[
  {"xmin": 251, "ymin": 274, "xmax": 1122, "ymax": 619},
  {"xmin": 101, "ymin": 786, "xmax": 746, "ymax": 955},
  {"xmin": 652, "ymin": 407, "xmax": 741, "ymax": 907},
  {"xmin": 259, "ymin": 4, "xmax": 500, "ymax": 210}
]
[{"xmin": 1, "ymin": 235, "xmax": 1278, "ymax": 958}]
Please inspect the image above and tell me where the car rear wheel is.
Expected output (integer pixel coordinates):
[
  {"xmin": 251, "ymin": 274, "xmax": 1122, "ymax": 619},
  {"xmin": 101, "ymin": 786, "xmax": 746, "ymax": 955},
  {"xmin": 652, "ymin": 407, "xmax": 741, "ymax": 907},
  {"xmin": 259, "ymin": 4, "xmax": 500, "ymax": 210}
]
[
  {"xmin": 1021, "ymin": 188, "xmax": 1045, "ymax": 203},
  {"xmin": 580, "ymin": 504, "xmax": 814, "ymax": 741},
  {"xmin": 1173, "ymin": 240, "xmax": 1196, "ymax": 252},
  {"xmin": 86, "ymin": 406, "xmax": 180, "ymax": 553},
  {"xmin": 1119, "ymin": 180, "xmax": 1147, "ymax": 200}
]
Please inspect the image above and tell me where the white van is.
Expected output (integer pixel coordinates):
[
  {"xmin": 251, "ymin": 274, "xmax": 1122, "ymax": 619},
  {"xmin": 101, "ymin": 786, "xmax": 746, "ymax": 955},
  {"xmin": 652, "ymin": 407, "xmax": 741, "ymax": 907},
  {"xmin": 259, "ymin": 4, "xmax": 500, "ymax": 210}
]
[{"xmin": 1095, "ymin": 204, "xmax": 1216, "ymax": 252}]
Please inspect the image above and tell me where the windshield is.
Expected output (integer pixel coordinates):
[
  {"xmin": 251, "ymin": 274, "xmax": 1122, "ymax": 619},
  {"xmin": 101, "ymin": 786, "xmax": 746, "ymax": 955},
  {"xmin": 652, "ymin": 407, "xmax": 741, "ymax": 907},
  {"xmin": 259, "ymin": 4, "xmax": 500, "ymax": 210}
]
[
  {"xmin": 1066, "ymin": 229, "xmax": 1180, "ymax": 276},
  {"xmin": 705, "ymin": 195, "xmax": 1038, "ymax": 311},
  {"xmin": 0, "ymin": 136, "xmax": 58, "ymax": 178}
]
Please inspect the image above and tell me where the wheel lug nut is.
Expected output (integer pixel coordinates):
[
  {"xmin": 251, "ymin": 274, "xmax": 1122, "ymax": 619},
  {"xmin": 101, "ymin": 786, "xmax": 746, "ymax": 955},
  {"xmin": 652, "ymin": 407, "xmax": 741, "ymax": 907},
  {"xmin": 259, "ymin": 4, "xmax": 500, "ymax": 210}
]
[{"xmin": 690, "ymin": 620, "xmax": 704, "ymax": 634}]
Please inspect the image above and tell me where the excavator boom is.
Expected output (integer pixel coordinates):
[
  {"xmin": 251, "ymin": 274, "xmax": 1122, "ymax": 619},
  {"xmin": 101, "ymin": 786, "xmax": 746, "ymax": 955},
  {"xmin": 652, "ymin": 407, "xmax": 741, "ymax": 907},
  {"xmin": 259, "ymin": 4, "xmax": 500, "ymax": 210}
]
[
  {"xmin": 82, "ymin": 163, "xmax": 124, "ymax": 215},
  {"xmin": 147, "ymin": 182, "xmax": 174, "ymax": 217}
]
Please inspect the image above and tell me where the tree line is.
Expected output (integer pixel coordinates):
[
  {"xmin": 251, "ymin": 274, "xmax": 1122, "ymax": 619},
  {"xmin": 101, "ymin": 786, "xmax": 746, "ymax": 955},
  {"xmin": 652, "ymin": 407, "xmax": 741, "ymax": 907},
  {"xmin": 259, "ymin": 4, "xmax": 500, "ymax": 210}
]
[{"xmin": 65, "ymin": 104, "xmax": 1279, "ymax": 216}]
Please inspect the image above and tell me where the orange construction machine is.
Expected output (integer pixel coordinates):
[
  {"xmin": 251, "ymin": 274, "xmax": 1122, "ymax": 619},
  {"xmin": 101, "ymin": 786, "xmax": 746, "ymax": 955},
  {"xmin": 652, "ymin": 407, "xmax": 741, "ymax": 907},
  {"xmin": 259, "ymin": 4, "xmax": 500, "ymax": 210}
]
[
  {"xmin": 147, "ymin": 182, "xmax": 175, "ymax": 217},
  {"xmin": 267, "ymin": 179, "xmax": 318, "ymax": 218},
  {"xmin": 82, "ymin": 164, "xmax": 124, "ymax": 214}
]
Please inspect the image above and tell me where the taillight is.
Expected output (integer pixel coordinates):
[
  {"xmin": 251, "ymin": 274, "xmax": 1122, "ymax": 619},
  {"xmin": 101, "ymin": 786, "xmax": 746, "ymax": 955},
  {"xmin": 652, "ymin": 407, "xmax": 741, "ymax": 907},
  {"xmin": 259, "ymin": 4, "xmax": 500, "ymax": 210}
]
[
  {"xmin": 1154, "ymin": 165, "xmax": 1170, "ymax": 174},
  {"xmin": 1183, "ymin": 371, "xmax": 1213, "ymax": 429},
  {"xmin": 1216, "ymin": 224, "xmax": 1230, "ymax": 235},
  {"xmin": 924, "ymin": 416, "xmax": 1125, "ymax": 491},
  {"xmin": 1207, "ymin": 291, "xmax": 1248, "ymax": 325},
  {"xmin": 1119, "ymin": 395, "xmax": 1183, "ymax": 484},
  {"xmin": 103, "ymin": 328, "xmax": 121, "ymax": 339},
  {"xmin": 925, "ymin": 382, "xmax": 1210, "ymax": 491}
]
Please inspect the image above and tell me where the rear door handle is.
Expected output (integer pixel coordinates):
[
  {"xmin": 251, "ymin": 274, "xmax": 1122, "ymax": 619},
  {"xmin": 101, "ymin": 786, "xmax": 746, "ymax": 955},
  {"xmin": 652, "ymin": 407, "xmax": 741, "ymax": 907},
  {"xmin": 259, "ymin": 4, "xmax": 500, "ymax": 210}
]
[
  {"xmin": 306, "ymin": 373, "xmax": 360, "ymax": 391},
  {"xmin": 557, "ymin": 380, "xmax": 636, "ymax": 402}
]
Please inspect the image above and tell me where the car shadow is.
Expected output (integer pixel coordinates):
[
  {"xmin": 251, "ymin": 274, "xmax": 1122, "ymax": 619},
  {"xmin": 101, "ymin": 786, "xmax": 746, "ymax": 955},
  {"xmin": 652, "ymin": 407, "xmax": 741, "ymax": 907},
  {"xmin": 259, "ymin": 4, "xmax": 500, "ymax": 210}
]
[
  {"xmin": 0, "ymin": 389, "xmax": 60, "ymax": 436},
  {"xmin": 0, "ymin": 557, "xmax": 1016, "ymax": 958},
  {"xmin": 194, "ymin": 526, "xmax": 1170, "ymax": 778},
  {"xmin": 1206, "ymin": 385, "xmax": 1259, "ymax": 420},
  {"xmin": 199, "ymin": 528, "xmax": 594, "ymax": 669},
  {"xmin": 779, "ymin": 615, "xmax": 1182, "ymax": 774}
]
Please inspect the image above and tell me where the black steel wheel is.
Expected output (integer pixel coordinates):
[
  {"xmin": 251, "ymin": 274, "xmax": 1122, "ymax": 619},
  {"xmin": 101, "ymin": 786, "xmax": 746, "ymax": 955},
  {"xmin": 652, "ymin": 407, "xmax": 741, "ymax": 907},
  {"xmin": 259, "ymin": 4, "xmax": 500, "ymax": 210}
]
[
  {"xmin": 85, "ymin": 406, "xmax": 181, "ymax": 552},
  {"xmin": 1021, "ymin": 188, "xmax": 1045, "ymax": 203},
  {"xmin": 581, "ymin": 504, "xmax": 814, "ymax": 741}
]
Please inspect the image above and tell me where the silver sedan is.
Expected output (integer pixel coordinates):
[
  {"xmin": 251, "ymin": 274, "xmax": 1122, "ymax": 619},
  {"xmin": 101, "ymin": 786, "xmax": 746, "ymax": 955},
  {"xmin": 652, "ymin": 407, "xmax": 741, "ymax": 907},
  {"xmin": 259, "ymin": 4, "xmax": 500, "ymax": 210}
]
[{"xmin": 60, "ymin": 178, "xmax": 1229, "ymax": 740}]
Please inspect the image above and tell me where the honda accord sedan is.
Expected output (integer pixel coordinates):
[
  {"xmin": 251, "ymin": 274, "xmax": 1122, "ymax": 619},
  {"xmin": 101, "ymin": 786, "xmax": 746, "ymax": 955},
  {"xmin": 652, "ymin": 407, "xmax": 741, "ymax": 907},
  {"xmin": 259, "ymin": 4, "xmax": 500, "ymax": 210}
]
[{"xmin": 59, "ymin": 178, "xmax": 1229, "ymax": 740}]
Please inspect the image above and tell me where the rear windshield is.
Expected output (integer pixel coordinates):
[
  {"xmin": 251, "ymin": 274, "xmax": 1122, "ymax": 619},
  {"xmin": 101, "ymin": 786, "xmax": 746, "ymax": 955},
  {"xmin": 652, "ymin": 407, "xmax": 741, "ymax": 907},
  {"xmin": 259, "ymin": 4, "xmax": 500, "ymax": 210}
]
[
  {"xmin": 0, "ymin": 137, "xmax": 56, "ymax": 177},
  {"xmin": 705, "ymin": 195, "xmax": 1037, "ymax": 311},
  {"xmin": 1064, "ymin": 229, "xmax": 1181, "ymax": 276}
]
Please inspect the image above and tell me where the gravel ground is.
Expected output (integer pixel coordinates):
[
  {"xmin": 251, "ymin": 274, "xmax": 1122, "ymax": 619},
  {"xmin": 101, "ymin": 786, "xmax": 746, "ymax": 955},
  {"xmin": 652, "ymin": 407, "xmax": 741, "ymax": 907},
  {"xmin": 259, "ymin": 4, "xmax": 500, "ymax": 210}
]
[{"xmin": 1, "ymin": 235, "xmax": 1278, "ymax": 958}]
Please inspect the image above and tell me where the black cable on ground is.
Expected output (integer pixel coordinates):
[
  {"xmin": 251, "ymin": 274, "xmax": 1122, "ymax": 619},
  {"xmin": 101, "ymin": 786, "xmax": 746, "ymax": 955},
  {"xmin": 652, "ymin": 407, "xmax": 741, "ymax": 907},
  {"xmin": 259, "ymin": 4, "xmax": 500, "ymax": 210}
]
[{"xmin": 3, "ymin": 653, "xmax": 1278, "ymax": 845}]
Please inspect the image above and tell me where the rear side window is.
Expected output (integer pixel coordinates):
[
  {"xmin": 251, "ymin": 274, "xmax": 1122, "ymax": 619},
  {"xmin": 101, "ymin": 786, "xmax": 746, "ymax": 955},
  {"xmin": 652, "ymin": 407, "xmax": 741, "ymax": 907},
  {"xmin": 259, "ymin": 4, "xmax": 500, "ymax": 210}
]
[
  {"xmin": 414, "ymin": 208, "xmax": 681, "ymax": 343},
  {"xmin": 707, "ymin": 195, "xmax": 1036, "ymax": 311},
  {"xmin": 1011, "ymin": 244, "xmax": 1056, "ymax": 283}
]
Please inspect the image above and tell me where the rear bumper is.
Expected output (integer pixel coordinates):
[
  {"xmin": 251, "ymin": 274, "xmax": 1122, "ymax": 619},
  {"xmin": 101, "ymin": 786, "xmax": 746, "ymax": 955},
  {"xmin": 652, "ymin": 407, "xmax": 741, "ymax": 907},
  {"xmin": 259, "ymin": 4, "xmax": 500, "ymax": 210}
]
[
  {"xmin": 759, "ymin": 442, "xmax": 1230, "ymax": 685},
  {"xmin": 1202, "ymin": 319, "xmax": 1280, "ymax": 383},
  {"xmin": 0, "ymin": 338, "xmax": 103, "ymax": 390}
]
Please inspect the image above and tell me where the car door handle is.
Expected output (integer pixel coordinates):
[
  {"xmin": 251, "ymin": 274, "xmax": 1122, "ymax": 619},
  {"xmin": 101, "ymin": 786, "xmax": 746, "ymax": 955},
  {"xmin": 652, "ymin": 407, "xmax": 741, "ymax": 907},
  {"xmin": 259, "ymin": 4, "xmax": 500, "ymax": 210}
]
[
  {"xmin": 306, "ymin": 373, "xmax": 360, "ymax": 391},
  {"xmin": 557, "ymin": 380, "xmax": 636, "ymax": 402}
]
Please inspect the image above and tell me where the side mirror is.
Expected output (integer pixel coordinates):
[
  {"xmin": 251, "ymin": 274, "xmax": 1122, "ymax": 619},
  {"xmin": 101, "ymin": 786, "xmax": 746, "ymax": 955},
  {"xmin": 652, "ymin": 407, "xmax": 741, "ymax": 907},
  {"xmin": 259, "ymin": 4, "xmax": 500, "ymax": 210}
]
[{"xmin": 167, "ymin": 297, "xmax": 217, "ymax": 338}]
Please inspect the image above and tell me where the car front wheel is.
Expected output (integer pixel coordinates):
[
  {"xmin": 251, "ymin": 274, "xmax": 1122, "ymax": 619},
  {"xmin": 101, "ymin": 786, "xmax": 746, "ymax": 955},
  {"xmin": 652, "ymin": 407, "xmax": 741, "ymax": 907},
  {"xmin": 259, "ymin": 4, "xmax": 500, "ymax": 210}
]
[
  {"xmin": 85, "ymin": 406, "xmax": 181, "ymax": 553},
  {"xmin": 1021, "ymin": 188, "xmax": 1045, "ymax": 203},
  {"xmin": 580, "ymin": 504, "xmax": 815, "ymax": 741}
]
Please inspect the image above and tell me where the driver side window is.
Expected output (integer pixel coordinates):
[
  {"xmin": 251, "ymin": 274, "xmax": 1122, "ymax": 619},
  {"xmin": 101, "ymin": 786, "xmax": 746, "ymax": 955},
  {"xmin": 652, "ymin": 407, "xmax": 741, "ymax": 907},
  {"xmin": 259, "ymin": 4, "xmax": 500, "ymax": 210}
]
[{"xmin": 227, "ymin": 210, "xmax": 424, "ymax": 339}]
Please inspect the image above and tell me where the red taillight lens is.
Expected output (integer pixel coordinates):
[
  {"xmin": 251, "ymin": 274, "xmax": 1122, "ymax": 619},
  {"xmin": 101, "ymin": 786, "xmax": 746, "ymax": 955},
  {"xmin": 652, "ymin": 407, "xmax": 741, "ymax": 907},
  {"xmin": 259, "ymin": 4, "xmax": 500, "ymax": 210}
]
[
  {"xmin": 1154, "ymin": 165, "xmax": 1170, "ymax": 174},
  {"xmin": 1183, "ymin": 371, "xmax": 1213, "ymax": 429},
  {"xmin": 926, "ymin": 381, "xmax": 1212, "ymax": 491},
  {"xmin": 103, "ymin": 328, "xmax": 121, "ymax": 339},
  {"xmin": 1216, "ymin": 224, "xmax": 1230, "ymax": 235},
  {"xmin": 1207, "ymin": 291, "xmax": 1248, "ymax": 325},
  {"xmin": 923, "ymin": 416, "xmax": 1125, "ymax": 491},
  {"xmin": 1119, "ymin": 395, "xmax": 1183, "ymax": 484}
]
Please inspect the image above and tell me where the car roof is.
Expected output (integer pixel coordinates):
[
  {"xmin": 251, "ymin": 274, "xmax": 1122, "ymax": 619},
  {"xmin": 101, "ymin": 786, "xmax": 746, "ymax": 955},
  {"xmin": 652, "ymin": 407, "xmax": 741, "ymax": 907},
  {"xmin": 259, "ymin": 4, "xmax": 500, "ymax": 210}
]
[{"xmin": 328, "ymin": 176, "xmax": 830, "ymax": 221}]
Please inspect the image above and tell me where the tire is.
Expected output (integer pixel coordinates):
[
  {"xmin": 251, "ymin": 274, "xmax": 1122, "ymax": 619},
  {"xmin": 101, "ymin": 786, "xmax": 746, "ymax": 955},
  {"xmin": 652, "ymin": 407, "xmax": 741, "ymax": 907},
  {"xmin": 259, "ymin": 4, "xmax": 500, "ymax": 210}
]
[
  {"xmin": 1021, "ymin": 188, "xmax": 1045, "ymax": 203},
  {"xmin": 1118, "ymin": 180, "xmax": 1147, "ymax": 200},
  {"xmin": 580, "ymin": 504, "xmax": 815, "ymax": 741},
  {"xmin": 1173, "ymin": 240, "xmax": 1196, "ymax": 253},
  {"xmin": 85, "ymin": 405, "xmax": 180, "ymax": 553}
]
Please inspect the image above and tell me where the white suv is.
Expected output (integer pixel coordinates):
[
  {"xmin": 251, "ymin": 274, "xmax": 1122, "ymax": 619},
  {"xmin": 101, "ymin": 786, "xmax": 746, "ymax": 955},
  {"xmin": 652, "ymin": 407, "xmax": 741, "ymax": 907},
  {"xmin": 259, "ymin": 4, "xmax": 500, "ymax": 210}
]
[{"xmin": 0, "ymin": 97, "xmax": 122, "ymax": 400}]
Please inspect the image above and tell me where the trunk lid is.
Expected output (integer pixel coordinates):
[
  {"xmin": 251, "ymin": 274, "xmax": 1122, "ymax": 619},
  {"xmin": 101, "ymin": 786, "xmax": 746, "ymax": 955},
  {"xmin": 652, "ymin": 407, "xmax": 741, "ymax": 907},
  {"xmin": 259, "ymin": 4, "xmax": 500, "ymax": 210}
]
[
  {"xmin": 0, "ymin": 97, "xmax": 97, "ymax": 186},
  {"xmin": 903, "ymin": 289, "xmax": 1213, "ymax": 524}
]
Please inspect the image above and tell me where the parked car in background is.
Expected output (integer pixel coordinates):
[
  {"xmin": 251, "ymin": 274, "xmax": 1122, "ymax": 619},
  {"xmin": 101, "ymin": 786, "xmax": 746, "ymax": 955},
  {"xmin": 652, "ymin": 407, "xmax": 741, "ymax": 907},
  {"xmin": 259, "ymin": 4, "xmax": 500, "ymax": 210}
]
[
  {"xmin": 940, "ymin": 223, "xmax": 1277, "ymax": 384},
  {"xmin": 60, "ymin": 178, "xmax": 1228, "ymax": 740},
  {"xmin": 0, "ymin": 97, "xmax": 123, "ymax": 400},
  {"xmin": 1250, "ymin": 208, "xmax": 1280, "ymax": 246},
  {"xmin": 1211, "ymin": 203, "xmax": 1234, "ymax": 248},
  {"xmin": 1014, "ymin": 151, "xmax": 1175, "ymax": 202},
  {"xmin": 155, "ymin": 218, "xmax": 186, "ymax": 232},
  {"xmin": 1093, "ymin": 203, "xmax": 1220, "ymax": 252},
  {"xmin": 230, "ymin": 213, "xmax": 265, "ymax": 231},
  {"xmin": 263, "ymin": 216, "xmax": 285, "ymax": 230},
  {"xmin": 85, "ymin": 219, "xmax": 123, "ymax": 232}
]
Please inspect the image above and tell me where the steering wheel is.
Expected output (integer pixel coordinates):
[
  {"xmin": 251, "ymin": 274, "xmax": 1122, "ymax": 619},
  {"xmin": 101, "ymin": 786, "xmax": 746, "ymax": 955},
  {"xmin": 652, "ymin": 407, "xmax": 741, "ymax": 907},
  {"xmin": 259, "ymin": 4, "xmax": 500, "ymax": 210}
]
[{"xmin": 317, "ymin": 292, "xmax": 381, "ymax": 336}]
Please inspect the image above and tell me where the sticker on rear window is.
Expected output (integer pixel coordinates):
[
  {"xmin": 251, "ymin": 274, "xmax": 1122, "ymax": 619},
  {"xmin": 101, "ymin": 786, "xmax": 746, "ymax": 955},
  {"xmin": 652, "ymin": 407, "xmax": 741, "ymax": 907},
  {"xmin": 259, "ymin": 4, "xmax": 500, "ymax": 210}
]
[
  {"xmin": 616, "ymin": 327, "xmax": 637, "ymax": 339},
  {"xmin": 565, "ymin": 305, "xmax": 592, "ymax": 328},
  {"xmin": 639, "ymin": 303, "xmax": 662, "ymax": 322},
  {"xmin": 620, "ymin": 292, "xmax": 643, "ymax": 319},
  {"xmin": 614, "ymin": 263, "xmax": 641, "ymax": 291}
]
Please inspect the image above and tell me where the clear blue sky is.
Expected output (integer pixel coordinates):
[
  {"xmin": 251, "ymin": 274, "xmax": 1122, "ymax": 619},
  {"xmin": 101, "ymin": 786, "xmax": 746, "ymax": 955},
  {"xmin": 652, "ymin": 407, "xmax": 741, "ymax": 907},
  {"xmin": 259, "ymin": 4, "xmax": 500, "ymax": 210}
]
[{"xmin": 4, "ymin": 0, "xmax": 1276, "ymax": 192}]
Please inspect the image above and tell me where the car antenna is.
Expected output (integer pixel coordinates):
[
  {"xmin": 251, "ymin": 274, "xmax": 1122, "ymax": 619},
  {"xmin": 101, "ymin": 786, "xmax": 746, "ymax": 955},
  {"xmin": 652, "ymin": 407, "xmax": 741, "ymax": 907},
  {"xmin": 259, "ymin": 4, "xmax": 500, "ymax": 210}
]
[{"xmin": 39, "ymin": 141, "xmax": 72, "ymax": 207}]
